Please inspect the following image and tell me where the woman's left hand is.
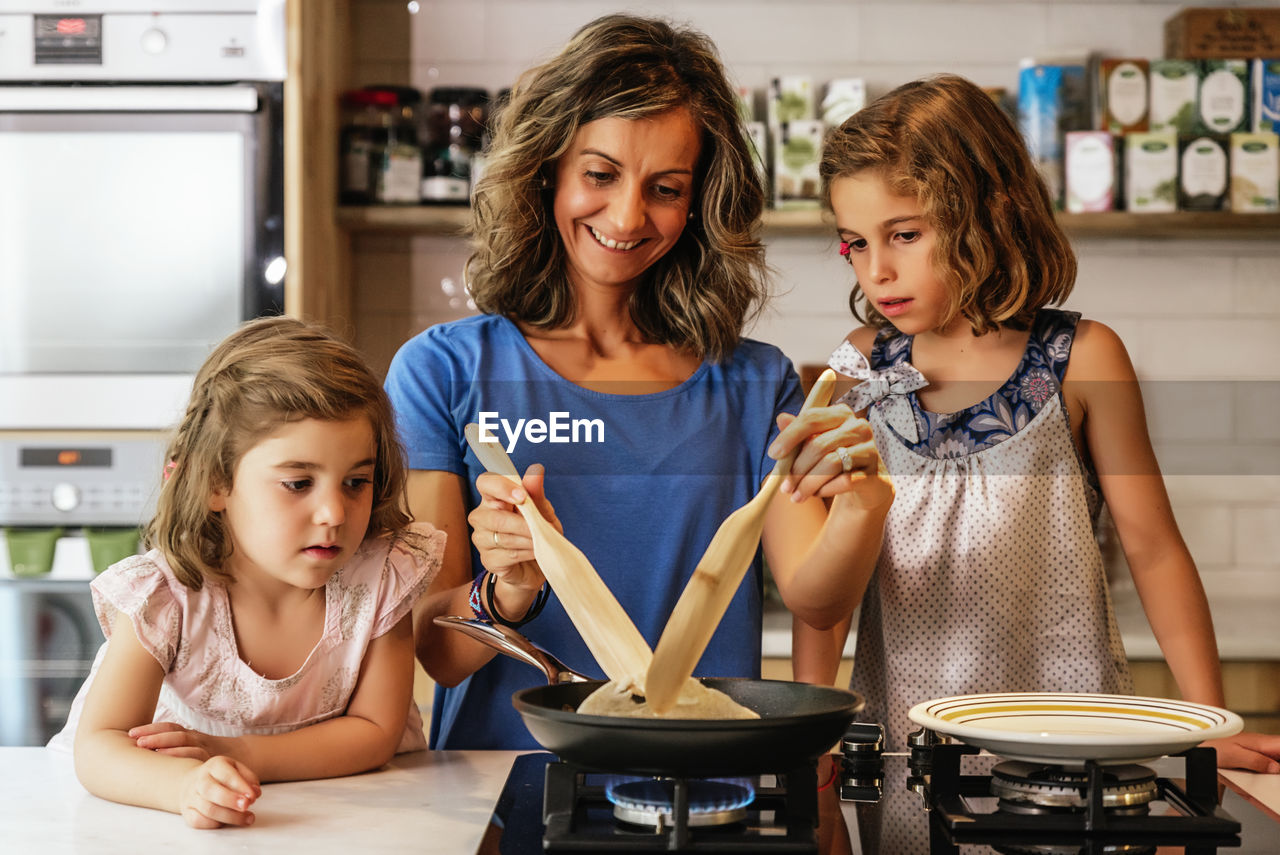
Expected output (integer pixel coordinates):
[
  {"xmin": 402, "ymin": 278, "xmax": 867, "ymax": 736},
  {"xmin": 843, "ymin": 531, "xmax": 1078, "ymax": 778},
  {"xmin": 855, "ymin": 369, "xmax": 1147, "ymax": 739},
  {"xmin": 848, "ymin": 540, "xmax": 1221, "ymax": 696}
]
[
  {"xmin": 768, "ymin": 404, "xmax": 893, "ymax": 507},
  {"xmin": 130, "ymin": 721, "xmax": 227, "ymax": 761}
]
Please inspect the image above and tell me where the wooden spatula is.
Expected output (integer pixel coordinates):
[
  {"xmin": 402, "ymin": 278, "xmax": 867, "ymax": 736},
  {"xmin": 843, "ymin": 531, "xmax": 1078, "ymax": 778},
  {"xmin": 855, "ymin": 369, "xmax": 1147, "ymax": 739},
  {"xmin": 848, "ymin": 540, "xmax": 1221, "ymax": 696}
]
[
  {"xmin": 644, "ymin": 369, "xmax": 838, "ymax": 714},
  {"xmin": 464, "ymin": 423, "xmax": 652, "ymax": 689}
]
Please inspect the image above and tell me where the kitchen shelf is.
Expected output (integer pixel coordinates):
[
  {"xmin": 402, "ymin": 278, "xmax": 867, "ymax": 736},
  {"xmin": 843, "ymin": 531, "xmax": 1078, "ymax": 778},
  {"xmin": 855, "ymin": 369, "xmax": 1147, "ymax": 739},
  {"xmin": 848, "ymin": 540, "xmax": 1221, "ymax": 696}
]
[{"xmin": 336, "ymin": 205, "xmax": 1280, "ymax": 240}]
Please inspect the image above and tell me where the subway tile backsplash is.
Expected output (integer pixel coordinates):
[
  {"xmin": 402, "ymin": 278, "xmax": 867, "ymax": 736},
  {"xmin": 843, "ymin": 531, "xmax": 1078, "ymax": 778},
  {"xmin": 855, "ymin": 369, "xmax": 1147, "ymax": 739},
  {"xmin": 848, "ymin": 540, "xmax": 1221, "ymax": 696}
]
[{"xmin": 351, "ymin": 0, "xmax": 1280, "ymax": 593}]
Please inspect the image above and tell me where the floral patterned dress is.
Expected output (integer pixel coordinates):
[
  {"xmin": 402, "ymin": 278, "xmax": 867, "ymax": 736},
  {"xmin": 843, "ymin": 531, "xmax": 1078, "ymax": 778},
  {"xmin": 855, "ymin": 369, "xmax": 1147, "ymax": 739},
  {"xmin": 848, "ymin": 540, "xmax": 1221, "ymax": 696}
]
[{"xmin": 828, "ymin": 309, "xmax": 1133, "ymax": 750}]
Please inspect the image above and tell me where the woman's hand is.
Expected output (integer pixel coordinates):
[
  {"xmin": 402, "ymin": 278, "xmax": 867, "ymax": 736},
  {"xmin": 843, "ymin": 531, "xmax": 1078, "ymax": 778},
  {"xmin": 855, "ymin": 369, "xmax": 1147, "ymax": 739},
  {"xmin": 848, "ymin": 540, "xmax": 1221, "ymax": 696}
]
[
  {"xmin": 769, "ymin": 405, "xmax": 893, "ymax": 507},
  {"xmin": 468, "ymin": 463, "xmax": 558, "ymax": 594},
  {"xmin": 130, "ymin": 722, "xmax": 231, "ymax": 762},
  {"xmin": 177, "ymin": 755, "xmax": 261, "ymax": 829},
  {"xmin": 1207, "ymin": 732, "xmax": 1280, "ymax": 774}
]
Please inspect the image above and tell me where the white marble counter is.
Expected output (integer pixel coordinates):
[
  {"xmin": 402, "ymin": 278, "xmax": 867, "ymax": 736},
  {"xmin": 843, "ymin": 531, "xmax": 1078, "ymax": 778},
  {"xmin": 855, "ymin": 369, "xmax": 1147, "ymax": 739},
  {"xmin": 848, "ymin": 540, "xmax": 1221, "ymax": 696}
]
[{"xmin": 2, "ymin": 747, "xmax": 520, "ymax": 854}]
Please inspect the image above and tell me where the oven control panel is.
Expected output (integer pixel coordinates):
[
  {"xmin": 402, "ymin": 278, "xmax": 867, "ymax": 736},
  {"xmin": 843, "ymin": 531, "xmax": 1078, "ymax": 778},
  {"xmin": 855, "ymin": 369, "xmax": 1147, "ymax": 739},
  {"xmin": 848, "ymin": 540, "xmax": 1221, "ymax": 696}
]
[{"xmin": 0, "ymin": 435, "xmax": 165, "ymax": 526}]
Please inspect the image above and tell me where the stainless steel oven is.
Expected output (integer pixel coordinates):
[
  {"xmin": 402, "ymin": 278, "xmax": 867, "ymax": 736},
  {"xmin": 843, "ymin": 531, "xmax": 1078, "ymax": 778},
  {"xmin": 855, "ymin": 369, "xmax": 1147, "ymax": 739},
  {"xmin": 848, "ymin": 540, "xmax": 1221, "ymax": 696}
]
[
  {"xmin": 0, "ymin": 0, "xmax": 284, "ymax": 746},
  {"xmin": 0, "ymin": 0, "xmax": 286, "ymax": 431}
]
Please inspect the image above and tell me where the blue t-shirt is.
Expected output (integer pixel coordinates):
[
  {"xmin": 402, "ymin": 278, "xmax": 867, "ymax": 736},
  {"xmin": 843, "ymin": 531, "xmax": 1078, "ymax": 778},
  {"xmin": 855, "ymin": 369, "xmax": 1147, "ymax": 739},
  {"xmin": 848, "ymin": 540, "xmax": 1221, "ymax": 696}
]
[{"xmin": 385, "ymin": 314, "xmax": 803, "ymax": 749}]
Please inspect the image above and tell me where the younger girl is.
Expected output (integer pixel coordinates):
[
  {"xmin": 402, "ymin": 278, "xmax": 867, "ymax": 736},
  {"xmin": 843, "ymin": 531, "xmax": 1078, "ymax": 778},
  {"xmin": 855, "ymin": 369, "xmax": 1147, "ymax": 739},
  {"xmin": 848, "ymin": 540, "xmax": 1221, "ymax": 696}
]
[
  {"xmin": 50, "ymin": 316, "xmax": 445, "ymax": 827},
  {"xmin": 802, "ymin": 74, "xmax": 1279, "ymax": 771}
]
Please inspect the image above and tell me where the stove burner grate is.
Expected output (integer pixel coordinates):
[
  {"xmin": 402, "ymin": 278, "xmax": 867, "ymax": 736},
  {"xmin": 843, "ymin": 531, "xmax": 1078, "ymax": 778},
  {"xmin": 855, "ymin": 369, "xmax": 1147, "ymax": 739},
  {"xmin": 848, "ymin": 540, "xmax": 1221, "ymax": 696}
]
[
  {"xmin": 925, "ymin": 742, "xmax": 1242, "ymax": 845},
  {"xmin": 540, "ymin": 757, "xmax": 821, "ymax": 852},
  {"xmin": 991, "ymin": 760, "xmax": 1157, "ymax": 815},
  {"xmin": 606, "ymin": 777, "xmax": 753, "ymax": 828}
]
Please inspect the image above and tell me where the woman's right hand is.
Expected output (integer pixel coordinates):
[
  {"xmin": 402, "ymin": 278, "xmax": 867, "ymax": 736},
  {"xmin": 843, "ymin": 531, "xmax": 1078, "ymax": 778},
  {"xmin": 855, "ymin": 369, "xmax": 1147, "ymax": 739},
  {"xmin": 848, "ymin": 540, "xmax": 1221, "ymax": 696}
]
[
  {"xmin": 178, "ymin": 755, "xmax": 260, "ymax": 828},
  {"xmin": 468, "ymin": 463, "xmax": 558, "ymax": 594}
]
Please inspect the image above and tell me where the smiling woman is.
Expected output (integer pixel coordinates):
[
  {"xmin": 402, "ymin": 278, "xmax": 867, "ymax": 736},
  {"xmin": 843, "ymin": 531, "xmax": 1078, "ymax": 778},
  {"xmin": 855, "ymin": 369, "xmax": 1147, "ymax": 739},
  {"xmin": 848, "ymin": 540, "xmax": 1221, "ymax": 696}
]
[{"xmin": 384, "ymin": 13, "xmax": 892, "ymax": 751}]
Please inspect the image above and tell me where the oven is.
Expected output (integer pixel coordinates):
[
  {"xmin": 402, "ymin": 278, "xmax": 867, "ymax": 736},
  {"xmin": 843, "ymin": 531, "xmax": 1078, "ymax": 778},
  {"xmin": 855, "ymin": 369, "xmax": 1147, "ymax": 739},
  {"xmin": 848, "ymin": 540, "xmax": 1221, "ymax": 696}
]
[
  {"xmin": 0, "ymin": 0, "xmax": 284, "ymax": 746},
  {"xmin": 0, "ymin": 0, "xmax": 285, "ymax": 431}
]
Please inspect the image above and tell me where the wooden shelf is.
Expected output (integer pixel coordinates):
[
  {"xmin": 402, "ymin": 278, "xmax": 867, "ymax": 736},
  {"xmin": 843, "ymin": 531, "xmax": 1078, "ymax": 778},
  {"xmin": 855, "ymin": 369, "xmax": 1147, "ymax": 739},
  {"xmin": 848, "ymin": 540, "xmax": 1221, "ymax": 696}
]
[
  {"xmin": 336, "ymin": 205, "xmax": 1280, "ymax": 240},
  {"xmin": 338, "ymin": 205, "xmax": 471, "ymax": 234}
]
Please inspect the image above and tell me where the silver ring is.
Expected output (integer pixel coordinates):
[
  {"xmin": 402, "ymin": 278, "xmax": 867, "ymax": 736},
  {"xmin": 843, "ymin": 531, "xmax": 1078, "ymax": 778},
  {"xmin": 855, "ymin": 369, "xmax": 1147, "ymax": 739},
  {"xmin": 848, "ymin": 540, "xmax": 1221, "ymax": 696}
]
[
  {"xmin": 836, "ymin": 445, "xmax": 854, "ymax": 473},
  {"xmin": 492, "ymin": 530, "xmax": 501, "ymax": 549}
]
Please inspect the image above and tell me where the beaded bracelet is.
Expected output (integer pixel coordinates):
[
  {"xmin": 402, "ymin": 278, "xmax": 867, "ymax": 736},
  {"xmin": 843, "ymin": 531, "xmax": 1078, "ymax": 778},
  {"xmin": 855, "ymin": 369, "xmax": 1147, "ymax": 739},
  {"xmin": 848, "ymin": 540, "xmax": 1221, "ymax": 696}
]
[
  {"xmin": 483, "ymin": 572, "xmax": 551, "ymax": 629},
  {"xmin": 468, "ymin": 573, "xmax": 488, "ymax": 620}
]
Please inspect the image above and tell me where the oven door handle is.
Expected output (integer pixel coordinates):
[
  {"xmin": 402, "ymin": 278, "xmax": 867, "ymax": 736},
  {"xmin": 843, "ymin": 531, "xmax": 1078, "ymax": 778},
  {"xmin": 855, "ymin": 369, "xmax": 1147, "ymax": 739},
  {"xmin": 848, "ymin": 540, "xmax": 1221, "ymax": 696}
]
[{"xmin": 0, "ymin": 85, "xmax": 259, "ymax": 113}]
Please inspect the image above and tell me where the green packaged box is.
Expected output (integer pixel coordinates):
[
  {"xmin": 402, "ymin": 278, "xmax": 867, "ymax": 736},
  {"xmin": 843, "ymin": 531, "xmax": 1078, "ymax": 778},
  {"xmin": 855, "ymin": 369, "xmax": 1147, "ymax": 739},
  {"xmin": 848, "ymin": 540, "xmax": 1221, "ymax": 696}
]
[
  {"xmin": 1150, "ymin": 60, "xmax": 1200, "ymax": 135},
  {"xmin": 1125, "ymin": 132, "xmax": 1179, "ymax": 212},
  {"xmin": 1179, "ymin": 135, "xmax": 1229, "ymax": 210},
  {"xmin": 1197, "ymin": 60, "xmax": 1251, "ymax": 136},
  {"xmin": 1230, "ymin": 132, "xmax": 1280, "ymax": 212}
]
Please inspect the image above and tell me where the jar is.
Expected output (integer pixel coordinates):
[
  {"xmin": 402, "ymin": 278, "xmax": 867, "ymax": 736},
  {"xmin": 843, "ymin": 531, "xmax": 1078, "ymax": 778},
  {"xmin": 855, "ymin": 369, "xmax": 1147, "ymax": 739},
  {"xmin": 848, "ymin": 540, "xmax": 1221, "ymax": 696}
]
[
  {"xmin": 421, "ymin": 87, "xmax": 490, "ymax": 204},
  {"xmin": 338, "ymin": 89, "xmax": 386, "ymax": 204},
  {"xmin": 364, "ymin": 85, "xmax": 424, "ymax": 204}
]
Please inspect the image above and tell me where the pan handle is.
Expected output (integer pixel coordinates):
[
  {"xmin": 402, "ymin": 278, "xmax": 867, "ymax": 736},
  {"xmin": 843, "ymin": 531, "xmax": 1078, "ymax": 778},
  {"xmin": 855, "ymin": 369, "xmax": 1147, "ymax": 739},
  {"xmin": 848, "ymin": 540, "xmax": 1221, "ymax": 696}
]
[{"xmin": 432, "ymin": 615, "xmax": 592, "ymax": 685}]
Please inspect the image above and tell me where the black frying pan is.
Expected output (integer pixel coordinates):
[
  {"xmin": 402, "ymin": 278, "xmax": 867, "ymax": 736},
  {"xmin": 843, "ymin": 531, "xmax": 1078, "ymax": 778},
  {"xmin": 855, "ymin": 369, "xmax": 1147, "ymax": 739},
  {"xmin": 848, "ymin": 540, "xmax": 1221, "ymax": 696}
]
[{"xmin": 436, "ymin": 617, "xmax": 864, "ymax": 776}]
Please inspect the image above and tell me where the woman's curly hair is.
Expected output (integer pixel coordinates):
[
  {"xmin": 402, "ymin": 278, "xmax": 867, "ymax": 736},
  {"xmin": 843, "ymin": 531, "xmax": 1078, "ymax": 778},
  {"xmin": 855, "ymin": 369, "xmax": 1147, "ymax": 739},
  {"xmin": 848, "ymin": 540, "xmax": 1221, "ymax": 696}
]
[
  {"xmin": 147, "ymin": 316, "xmax": 411, "ymax": 590},
  {"xmin": 465, "ymin": 14, "xmax": 769, "ymax": 361},
  {"xmin": 819, "ymin": 74, "xmax": 1076, "ymax": 334}
]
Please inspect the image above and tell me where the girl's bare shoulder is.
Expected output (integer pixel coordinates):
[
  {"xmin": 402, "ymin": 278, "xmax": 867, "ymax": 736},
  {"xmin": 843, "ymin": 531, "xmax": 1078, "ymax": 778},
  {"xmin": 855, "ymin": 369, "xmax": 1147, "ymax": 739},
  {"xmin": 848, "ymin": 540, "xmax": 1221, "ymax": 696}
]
[{"xmin": 1065, "ymin": 319, "xmax": 1137, "ymax": 382}]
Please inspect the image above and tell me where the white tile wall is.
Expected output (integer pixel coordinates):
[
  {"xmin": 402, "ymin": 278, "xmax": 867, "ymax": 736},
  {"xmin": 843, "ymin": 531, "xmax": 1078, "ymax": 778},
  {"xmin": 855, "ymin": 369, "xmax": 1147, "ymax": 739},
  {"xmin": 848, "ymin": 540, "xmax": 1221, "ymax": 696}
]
[{"xmin": 349, "ymin": 0, "xmax": 1280, "ymax": 590}]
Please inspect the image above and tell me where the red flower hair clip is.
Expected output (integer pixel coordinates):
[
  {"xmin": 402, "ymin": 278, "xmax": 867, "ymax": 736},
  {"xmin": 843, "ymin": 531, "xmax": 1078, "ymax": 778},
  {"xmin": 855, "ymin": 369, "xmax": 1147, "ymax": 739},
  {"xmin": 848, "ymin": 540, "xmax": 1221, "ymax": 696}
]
[
  {"xmin": 839, "ymin": 241, "xmax": 851, "ymax": 257},
  {"xmin": 163, "ymin": 460, "xmax": 177, "ymax": 482}
]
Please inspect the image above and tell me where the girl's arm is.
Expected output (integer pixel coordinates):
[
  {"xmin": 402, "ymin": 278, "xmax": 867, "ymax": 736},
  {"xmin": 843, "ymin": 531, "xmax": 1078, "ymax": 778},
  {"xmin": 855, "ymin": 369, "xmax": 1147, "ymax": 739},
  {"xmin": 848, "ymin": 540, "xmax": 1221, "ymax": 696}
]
[
  {"xmin": 763, "ymin": 337, "xmax": 893, "ymax": 631},
  {"xmin": 134, "ymin": 611, "xmax": 420, "ymax": 782},
  {"xmin": 74, "ymin": 613, "xmax": 260, "ymax": 827},
  {"xmin": 1070, "ymin": 320, "xmax": 1280, "ymax": 773},
  {"xmin": 791, "ymin": 612, "xmax": 854, "ymax": 686},
  {"xmin": 762, "ymin": 479, "xmax": 890, "ymax": 630}
]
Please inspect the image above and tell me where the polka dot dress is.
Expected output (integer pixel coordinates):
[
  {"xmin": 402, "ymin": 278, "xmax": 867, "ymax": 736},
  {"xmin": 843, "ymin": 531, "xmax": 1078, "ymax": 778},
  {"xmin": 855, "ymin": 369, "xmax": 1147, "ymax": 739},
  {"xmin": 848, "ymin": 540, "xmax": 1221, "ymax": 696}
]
[{"xmin": 845, "ymin": 314, "xmax": 1133, "ymax": 751}]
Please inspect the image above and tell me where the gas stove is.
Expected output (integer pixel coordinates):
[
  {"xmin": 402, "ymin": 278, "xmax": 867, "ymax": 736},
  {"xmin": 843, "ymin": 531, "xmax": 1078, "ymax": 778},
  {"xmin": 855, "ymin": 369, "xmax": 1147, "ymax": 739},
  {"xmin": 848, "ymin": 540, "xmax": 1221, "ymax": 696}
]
[{"xmin": 479, "ymin": 725, "xmax": 1279, "ymax": 854}]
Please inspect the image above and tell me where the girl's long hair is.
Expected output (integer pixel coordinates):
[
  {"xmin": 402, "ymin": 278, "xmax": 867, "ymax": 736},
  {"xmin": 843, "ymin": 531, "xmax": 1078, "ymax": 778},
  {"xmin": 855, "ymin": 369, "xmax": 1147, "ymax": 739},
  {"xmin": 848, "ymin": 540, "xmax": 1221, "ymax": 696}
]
[
  {"xmin": 819, "ymin": 74, "xmax": 1076, "ymax": 333},
  {"xmin": 146, "ymin": 316, "xmax": 410, "ymax": 590},
  {"xmin": 466, "ymin": 13, "xmax": 768, "ymax": 361}
]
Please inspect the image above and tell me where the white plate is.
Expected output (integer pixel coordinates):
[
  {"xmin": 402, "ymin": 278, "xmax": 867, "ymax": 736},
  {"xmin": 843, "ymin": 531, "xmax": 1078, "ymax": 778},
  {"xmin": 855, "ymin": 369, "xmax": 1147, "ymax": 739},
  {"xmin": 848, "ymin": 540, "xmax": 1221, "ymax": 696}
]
[{"xmin": 908, "ymin": 692, "xmax": 1243, "ymax": 765}]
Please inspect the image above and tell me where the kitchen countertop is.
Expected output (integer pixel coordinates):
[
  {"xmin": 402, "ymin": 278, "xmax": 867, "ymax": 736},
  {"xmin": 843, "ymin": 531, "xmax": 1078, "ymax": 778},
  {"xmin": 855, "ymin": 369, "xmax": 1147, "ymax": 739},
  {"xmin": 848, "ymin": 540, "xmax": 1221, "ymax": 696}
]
[
  {"xmin": 3, "ymin": 747, "xmax": 519, "ymax": 854},
  {"xmin": 8, "ymin": 747, "xmax": 1278, "ymax": 853}
]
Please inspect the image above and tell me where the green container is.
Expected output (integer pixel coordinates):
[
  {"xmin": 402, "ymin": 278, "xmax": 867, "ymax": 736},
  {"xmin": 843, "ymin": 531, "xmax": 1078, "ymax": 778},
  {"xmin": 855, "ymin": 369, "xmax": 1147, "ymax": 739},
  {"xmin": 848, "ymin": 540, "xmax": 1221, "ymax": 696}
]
[
  {"xmin": 85, "ymin": 527, "xmax": 141, "ymax": 575},
  {"xmin": 4, "ymin": 527, "xmax": 64, "ymax": 578}
]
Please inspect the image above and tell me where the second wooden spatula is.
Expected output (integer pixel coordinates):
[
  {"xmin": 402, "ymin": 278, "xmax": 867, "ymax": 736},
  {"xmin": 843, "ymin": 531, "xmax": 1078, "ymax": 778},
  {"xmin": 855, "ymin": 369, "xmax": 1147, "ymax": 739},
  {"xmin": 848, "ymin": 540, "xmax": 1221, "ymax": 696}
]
[{"xmin": 644, "ymin": 369, "xmax": 837, "ymax": 714}]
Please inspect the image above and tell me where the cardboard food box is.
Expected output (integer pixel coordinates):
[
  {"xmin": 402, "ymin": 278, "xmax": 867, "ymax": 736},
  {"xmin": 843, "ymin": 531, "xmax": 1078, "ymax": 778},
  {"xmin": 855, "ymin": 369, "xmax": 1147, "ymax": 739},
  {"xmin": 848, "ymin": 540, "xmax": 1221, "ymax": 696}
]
[
  {"xmin": 1254, "ymin": 59, "xmax": 1280, "ymax": 134},
  {"xmin": 1149, "ymin": 59, "xmax": 1200, "ymax": 135},
  {"xmin": 1065, "ymin": 131, "xmax": 1117, "ymax": 212},
  {"xmin": 1230, "ymin": 132, "xmax": 1280, "ymax": 212},
  {"xmin": 1178, "ymin": 134, "xmax": 1230, "ymax": 211},
  {"xmin": 821, "ymin": 78, "xmax": 867, "ymax": 128},
  {"xmin": 1124, "ymin": 132, "xmax": 1179, "ymax": 213},
  {"xmin": 767, "ymin": 76, "xmax": 814, "ymax": 128},
  {"xmin": 1196, "ymin": 59, "xmax": 1251, "ymax": 136},
  {"xmin": 1165, "ymin": 7, "xmax": 1280, "ymax": 60},
  {"xmin": 772, "ymin": 120, "xmax": 823, "ymax": 210},
  {"xmin": 1098, "ymin": 59, "xmax": 1149, "ymax": 134},
  {"xmin": 1017, "ymin": 62, "xmax": 1090, "ymax": 208}
]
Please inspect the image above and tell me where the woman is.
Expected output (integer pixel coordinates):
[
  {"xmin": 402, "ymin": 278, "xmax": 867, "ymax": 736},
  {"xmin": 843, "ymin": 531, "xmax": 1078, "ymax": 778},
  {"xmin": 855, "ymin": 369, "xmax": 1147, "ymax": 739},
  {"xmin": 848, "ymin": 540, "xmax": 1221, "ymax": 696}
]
[{"xmin": 385, "ymin": 14, "xmax": 891, "ymax": 749}]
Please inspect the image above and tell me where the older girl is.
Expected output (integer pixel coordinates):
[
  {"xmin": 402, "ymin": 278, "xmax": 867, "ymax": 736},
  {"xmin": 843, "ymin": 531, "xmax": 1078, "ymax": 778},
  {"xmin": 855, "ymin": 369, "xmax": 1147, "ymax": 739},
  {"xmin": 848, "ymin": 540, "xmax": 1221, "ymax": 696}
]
[{"xmin": 809, "ymin": 74, "xmax": 1280, "ymax": 772}]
